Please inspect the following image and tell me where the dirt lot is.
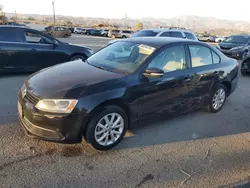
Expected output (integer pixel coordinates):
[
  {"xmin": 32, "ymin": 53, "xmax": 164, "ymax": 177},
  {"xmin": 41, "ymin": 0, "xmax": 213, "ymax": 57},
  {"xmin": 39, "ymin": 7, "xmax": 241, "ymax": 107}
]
[{"xmin": 0, "ymin": 35, "xmax": 250, "ymax": 188}]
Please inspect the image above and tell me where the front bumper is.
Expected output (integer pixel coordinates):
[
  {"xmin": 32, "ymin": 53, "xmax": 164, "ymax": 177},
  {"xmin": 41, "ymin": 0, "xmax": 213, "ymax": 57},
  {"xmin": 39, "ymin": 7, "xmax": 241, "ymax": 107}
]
[
  {"xmin": 219, "ymin": 49, "xmax": 244, "ymax": 59},
  {"xmin": 17, "ymin": 91, "xmax": 89, "ymax": 144}
]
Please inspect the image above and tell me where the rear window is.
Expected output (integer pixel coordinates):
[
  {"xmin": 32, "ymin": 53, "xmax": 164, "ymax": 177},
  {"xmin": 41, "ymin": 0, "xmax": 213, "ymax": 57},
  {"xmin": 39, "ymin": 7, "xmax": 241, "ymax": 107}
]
[
  {"xmin": 0, "ymin": 28, "xmax": 24, "ymax": 42},
  {"xmin": 184, "ymin": 32, "xmax": 196, "ymax": 40},
  {"xmin": 132, "ymin": 30, "xmax": 159, "ymax": 37},
  {"xmin": 112, "ymin": 30, "xmax": 120, "ymax": 32}
]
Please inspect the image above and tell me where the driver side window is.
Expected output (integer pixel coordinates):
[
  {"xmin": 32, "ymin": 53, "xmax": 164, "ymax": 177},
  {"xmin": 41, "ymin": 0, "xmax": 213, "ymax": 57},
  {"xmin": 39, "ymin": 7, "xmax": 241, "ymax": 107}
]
[
  {"xmin": 148, "ymin": 45, "xmax": 187, "ymax": 73},
  {"xmin": 24, "ymin": 31, "xmax": 51, "ymax": 44}
]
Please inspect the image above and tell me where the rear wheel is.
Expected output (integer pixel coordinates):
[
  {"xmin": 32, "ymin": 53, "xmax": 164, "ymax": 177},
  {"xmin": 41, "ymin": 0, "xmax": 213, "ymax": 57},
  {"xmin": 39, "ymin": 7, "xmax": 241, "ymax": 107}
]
[
  {"xmin": 84, "ymin": 106, "xmax": 128, "ymax": 150},
  {"xmin": 205, "ymin": 84, "xmax": 227, "ymax": 113},
  {"xmin": 111, "ymin": 34, "xmax": 116, "ymax": 39},
  {"xmin": 122, "ymin": 35, "xmax": 126, "ymax": 38}
]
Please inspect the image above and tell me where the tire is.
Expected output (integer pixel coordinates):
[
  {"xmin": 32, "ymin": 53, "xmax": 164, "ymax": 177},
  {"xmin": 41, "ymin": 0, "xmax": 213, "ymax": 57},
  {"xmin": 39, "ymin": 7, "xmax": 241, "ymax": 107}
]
[
  {"xmin": 205, "ymin": 84, "xmax": 227, "ymax": 113},
  {"xmin": 70, "ymin": 55, "xmax": 86, "ymax": 61},
  {"xmin": 122, "ymin": 35, "xmax": 126, "ymax": 38},
  {"xmin": 111, "ymin": 34, "xmax": 116, "ymax": 39},
  {"xmin": 241, "ymin": 69, "xmax": 247, "ymax": 76},
  {"xmin": 84, "ymin": 105, "xmax": 128, "ymax": 150}
]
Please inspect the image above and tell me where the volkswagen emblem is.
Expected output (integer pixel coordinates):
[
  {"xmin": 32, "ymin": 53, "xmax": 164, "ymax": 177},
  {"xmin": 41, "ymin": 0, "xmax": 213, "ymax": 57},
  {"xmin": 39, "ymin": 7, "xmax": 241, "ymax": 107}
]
[{"xmin": 22, "ymin": 89, "xmax": 26, "ymax": 98}]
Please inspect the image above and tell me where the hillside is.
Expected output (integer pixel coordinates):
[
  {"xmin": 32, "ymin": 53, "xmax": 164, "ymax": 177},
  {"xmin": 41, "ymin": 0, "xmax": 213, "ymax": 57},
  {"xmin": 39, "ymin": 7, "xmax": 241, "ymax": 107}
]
[{"xmin": 5, "ymin": 13, "xmax": 250, "ymax": 35}]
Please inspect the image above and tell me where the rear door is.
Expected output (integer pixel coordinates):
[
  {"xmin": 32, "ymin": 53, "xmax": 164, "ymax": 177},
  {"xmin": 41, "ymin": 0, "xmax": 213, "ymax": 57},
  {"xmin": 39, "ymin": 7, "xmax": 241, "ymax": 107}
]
[{"xmin": 186, "ymin": 44, "xmax": 223, "ymax": 106}]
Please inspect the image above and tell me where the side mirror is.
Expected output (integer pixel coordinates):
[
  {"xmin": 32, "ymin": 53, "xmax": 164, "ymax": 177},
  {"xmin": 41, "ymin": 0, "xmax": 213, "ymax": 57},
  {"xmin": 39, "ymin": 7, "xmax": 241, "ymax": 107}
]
[{"xmin": 143, "ymin": 67, "xmax": 164, "ymax": 78}]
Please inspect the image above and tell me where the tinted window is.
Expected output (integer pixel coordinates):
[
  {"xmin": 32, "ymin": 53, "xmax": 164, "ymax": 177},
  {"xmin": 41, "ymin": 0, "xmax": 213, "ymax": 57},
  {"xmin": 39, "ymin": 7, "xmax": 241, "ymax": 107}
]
[
  {"xmin": 24, "ymin": 30, "xmax": 53, "ymax": 44},
  {"xmin": 212, "ymin": 51, "xmax": 220, "ymax": 64},
  {"xmin": 123, "ymin": 31, "xmax": 132, "ymax": 33},
  {"xmin": 184, "ymin": 32, "xmax": 196, "ymax": 40},
  {"xmin": 170, "ymin": 32, "xmax": 184, "ymax": 38},
  {"xmin": 159, "ymin": 32, "xmax": 170, "ymax": 37},
  {"xmin": 0, "ymin": 28, "xmax": 24, "ymax": 42},
  {"xmin": 189, "ymin": 45, "xmax": 213, "ymax": 67},
  {"xmin": 132, "ymin": 30, "xmax": 159, "ymax": 37},
  {"xmin": 148, "ymin": 45, "xmax": 187, "ymax": 73},
  {"xmin": 224, "ymin": 35, "xmax": 250, "ymax": 44}
]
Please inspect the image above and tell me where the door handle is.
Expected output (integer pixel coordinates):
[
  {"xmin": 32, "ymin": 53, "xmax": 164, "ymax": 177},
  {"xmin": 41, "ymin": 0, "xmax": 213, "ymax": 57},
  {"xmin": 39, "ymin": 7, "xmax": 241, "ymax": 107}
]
[
  {"xmin": 183, "ymin": 75, "xmax": 192, "ymax": 82},
  {"xmin": 214, "ymin": 71, "xmax": 220, "ymax": 75}
]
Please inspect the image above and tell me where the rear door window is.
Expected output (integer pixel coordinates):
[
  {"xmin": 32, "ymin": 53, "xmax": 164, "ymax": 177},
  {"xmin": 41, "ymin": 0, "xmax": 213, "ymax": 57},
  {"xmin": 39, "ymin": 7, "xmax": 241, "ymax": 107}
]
[
  {"xmin": 169, "ymin": 31, "xmax": 184, "ymax": 38},
  {"xmin": 132, "ymin": 30, "xmax": 159, "ymax": 37},
  {"xmin": 0, "ymin": 28, "xmax": 24, "ymax": 42},
  {"xmin": 159, "ymin": 32, "xmax": 170, "ymax": 37},
  {"xmin": 184, "ymin": 32, "xmax": 196, "ymax": 40}
]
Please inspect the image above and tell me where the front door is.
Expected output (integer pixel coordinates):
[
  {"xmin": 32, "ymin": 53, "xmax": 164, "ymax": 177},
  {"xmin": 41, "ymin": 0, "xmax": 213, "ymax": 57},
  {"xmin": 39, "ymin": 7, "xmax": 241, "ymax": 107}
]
[
  {"xmin": 132, "ymin": 44, "xmax": 196, "ymax": 121},
  {"xmin": 23, "ymin": 30, "xmax": 69, "ymax": 70}
]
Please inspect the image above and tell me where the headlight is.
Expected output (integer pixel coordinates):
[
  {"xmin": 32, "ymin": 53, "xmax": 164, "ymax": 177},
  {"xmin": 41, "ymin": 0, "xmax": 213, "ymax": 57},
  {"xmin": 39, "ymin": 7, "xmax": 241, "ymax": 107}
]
[
  {"xmin": 230, "ymin": 46, "xmax": 244, "ymax": 51},
  {"xmin": 35, "ymin": 99, "xmax": 78, "ymax": 114}
]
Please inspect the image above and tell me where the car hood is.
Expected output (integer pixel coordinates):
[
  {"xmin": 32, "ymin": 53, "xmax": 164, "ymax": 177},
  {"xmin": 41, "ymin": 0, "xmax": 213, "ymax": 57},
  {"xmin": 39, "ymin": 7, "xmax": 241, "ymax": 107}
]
[
  {"xmin": 219, "ymin": 42, "xmax": 245, "ymax": 48},
  {"xmin": 25, "ymin": 60, "xmax": 124, "ymax": 99}
]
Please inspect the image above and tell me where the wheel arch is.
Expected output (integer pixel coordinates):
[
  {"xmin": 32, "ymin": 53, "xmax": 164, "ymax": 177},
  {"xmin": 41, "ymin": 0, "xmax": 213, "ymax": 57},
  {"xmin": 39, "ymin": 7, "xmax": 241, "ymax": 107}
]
[
  {"xmin": 220, "ymin": 81, "xmax": 231, "ymax": 96},
  {"xmin": 82, "ymin": 98, "xmax": 132, "ymax": 142}
]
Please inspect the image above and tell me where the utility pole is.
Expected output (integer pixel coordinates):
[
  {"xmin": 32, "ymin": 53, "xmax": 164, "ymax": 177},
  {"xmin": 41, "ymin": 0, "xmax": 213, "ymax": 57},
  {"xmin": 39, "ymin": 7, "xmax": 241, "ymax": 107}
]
[
  {"xmin": 14, "ymin": 9, "xmax": 17, "ymax": 21},
  {"xmin": 52, "ymin": 1, "xmax": 56, "ymax": 26},
  {"xmin": 193, "ymin": 20, "xmax": 196, "ymax": 30},
  {"xmin": 124, "ymin": 13, "xmax": 128, "ymax": 28}
]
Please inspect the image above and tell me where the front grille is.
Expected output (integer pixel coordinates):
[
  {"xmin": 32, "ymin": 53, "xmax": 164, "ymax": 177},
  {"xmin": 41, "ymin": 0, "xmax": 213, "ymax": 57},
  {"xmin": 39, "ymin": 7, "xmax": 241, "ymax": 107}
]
[
  {"xmin": 25, "ymin": 91, "xmax": 40, "ymax": 105},
  {"xmin": 220, "ymin": 46, "xmax": 232, "ymax": 50}
]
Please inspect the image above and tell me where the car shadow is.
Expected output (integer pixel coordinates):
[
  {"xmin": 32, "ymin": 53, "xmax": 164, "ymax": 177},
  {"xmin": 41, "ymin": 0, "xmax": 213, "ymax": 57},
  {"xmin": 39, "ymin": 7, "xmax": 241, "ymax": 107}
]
[{"xmin": 114, "ymin": 93, "xmax": 250, "ymax": 150}]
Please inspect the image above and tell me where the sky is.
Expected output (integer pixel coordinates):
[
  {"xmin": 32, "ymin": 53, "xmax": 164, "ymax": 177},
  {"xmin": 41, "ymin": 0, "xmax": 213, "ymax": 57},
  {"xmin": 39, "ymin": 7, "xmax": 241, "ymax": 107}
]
[{"xmin": 1, "ymin": 0, "xmax": 250, "ymax": 21}]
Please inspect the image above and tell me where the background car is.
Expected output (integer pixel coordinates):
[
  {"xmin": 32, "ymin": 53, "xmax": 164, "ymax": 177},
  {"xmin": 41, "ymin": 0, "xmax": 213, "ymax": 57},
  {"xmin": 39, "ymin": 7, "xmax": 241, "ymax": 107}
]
[
  {"xmin": 18, "ymin": 37, "xmax": 239, "ymax": 150},
  {"xmin": 108, "ymin": 28, "xmax": 198, "ymax": 45},
  {"xmin": 90, "ymin": 29, "xmax": 102, "ymax": 36},
  {"xmin": 216, "ymin": 34, "xmax": 250, "ymax": 59},
  {"xmin": 215, "ymin": 36, "xmax": 227, "ymax": 43},
  {"xmin": 0, "ymin": 26, "xmax": 94, "ymax": 73},
  {"xmin": 44, "ymin": 26, "xmax": 71, "ymax": 38},
  {"xmin": 100, "ymin": 29, "xmax": 109, "ymax": 37}
]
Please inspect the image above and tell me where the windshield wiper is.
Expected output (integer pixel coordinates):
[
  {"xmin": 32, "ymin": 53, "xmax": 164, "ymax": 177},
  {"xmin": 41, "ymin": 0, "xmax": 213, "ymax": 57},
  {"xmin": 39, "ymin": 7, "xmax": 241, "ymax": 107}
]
[{"xmin": 86, "ymin": 61, "xmax": 110, "ymax": 71}]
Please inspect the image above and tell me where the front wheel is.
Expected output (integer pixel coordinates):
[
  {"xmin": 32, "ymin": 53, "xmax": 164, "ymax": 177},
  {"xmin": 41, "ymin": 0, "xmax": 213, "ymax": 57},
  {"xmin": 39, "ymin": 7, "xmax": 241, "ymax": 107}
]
[
  {"xmin": 84, "ymin": 106, "xmax": 128, "ymax": 150},
  {"xmin": 69, "ymin": 55, "xmax": 86, "ymax": 61},
  {"xmin": 205, "ymin": 84, "xmax": 227, "ymax": 113}
]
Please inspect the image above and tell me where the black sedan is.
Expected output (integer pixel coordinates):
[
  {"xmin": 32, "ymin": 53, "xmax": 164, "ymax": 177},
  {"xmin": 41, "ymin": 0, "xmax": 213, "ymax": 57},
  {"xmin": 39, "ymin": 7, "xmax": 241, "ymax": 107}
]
[
  {"xmin": 0, "ymin": 26, "xmax": 94, "ymax": 73},
  {"xmin": 18, "ymin": 37, "xmax": 239, "ymax": 150}
]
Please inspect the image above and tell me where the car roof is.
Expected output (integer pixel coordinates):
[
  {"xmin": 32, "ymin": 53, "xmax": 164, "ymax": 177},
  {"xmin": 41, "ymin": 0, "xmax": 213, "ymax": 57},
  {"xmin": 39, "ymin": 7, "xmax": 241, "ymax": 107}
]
[
  {"xmin": 121, "ymin": 37, "xmax": 202, "ymax": 48},
  {"xmin": 0, "ymin": 25, "xmax": 26, "ymax": 29},
  {"xmin": 141, "ymin": 28, "xmax": 194, "ymax": 33}
]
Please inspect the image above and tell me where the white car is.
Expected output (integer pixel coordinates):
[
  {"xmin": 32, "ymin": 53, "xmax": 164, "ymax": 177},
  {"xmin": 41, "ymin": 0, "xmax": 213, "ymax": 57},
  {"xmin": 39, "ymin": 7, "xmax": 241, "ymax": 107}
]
[
  {"xmin": 108, "ymin": 28, "xmax": 198, "ymax": 45},
  {"xmin": 215, "ymin": 36, "xmax": 227, "ymax": 43}
]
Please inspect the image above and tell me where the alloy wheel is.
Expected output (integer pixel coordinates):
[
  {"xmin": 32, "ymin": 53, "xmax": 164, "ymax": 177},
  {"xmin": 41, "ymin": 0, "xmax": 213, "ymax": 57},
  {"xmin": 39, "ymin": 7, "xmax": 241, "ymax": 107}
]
[
  {"xmin": 212, "ymin": 88, "xmax": 226, "ymax": 110},
  {"xmin": 94, "ymin": 113, "xmax": 124, "ymax": 146}
]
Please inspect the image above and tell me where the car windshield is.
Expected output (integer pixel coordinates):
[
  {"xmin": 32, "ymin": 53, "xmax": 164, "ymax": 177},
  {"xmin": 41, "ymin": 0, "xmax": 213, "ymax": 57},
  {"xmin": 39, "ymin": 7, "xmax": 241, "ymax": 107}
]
[
  {"xmin": 223, "ymin": 36, "xmax": 250, "ymax": 44},
  {"xmin": 87, "ymin": 41, "xmax": 156, "ymax": 74},
  {"xmin": 132, "ymin": 30, "xmax": 159, "ymax": 37}
]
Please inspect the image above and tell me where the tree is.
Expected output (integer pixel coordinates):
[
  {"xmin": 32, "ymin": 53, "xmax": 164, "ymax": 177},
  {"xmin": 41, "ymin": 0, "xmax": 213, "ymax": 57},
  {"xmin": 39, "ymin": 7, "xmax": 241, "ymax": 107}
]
[
  {"xmin": 66, "ymin": 21, "xmax": 73, "ymax": 26},
  {"xmin": 137, "ymin": 22, "xmax": 143, "ymax": 30},
  {"xmin": 27, "ymin": 16, "xmax": 35, "ymax": 21},
  {"xmin": 0, "ymin": 5, "xmax": 7, "ymax": 24}
]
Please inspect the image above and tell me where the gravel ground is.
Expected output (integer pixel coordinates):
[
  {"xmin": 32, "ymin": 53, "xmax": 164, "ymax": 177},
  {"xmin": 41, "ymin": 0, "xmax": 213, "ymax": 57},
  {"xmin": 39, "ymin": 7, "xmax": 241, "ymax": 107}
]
[{"xmin": 0, "ymin": 35, "xmax": 250, "ymax": 188}]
